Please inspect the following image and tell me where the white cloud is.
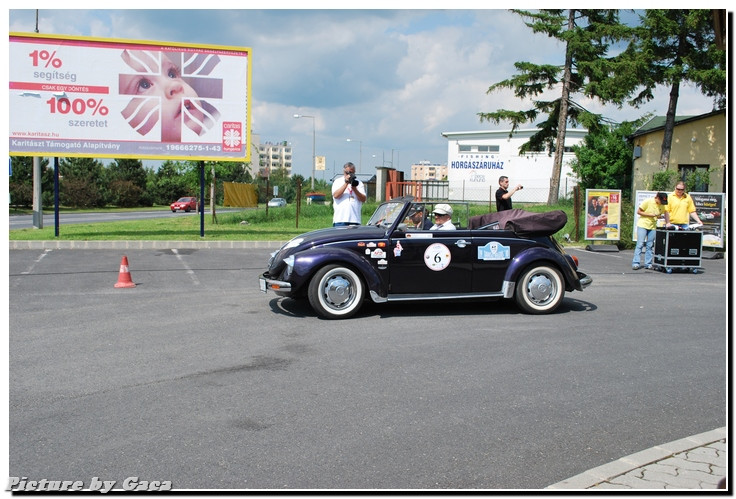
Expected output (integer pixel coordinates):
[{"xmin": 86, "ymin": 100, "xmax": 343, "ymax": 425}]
[{"xmin": 7, "ymin": 8, "xmax": 719, "ymax": 177}]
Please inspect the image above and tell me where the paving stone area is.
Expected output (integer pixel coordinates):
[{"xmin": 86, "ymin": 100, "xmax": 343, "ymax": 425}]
[{"xmin": 547, "ymin": 428, "xmax": 728, "ymax": 490}]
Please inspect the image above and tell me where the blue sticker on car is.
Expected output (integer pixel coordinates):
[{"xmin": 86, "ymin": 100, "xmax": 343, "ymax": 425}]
[{"xmin": 478, "ymin": 241, "xmax": 510, "ymax": 260}]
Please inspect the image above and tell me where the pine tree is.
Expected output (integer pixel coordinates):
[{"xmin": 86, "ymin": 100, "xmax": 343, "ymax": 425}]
[{"xmin": 479, "ymin": 10, "xmax": 632, "ymax": 204}]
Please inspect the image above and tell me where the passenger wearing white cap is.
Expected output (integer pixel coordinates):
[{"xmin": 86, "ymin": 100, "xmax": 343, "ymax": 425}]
[{"xmin": 430, "ymin": 204, "xmax": 456, "ymax": 230}]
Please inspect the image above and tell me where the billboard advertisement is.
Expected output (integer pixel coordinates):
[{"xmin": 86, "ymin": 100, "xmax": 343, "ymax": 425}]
[
  {"xmin": 690, "ymin": 192, "xmax": 725, "ymax": 248},
  {"xmin": 585, "ymin": 189, "xmax": 621, "ymax": 241},
  {"xmin": 9, "ymin": 33, "xmax": 251, "ymax": 161},
  {"xmin": 633, "ymin": 191, "xmax": 725, "ymax": 248}
]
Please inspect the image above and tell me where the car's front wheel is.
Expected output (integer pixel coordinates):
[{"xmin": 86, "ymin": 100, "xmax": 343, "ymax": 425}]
[
  {"xmin": 308, "ymin": 264, "xmax": 365, "ymax": 319},
  {"xmin": 514, "ymin": 264, "xmax": 564, "ymax": 314}
]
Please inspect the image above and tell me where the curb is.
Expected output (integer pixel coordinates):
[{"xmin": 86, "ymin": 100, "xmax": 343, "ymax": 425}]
[
  {"xmin": 9, "ymin": 240, "xmax": 287, "ymax": 250},
  {"xmin": 546, "ymin": 427, "xmax": 728, "ymax": 489}
]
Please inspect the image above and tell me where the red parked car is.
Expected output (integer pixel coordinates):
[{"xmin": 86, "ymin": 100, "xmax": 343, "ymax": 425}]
[{"xmin": 170, "ymin": 197, "xmax": 197, "ymax": 212}]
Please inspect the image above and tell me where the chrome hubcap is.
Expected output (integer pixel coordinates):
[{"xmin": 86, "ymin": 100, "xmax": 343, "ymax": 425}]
[
  {"xmin": 324, "ymin": 275, "xmax": 352, "ymax": 308},
  {"xmin": 527, "ymin": 274, "xmax": 553, "ymax": 303}
]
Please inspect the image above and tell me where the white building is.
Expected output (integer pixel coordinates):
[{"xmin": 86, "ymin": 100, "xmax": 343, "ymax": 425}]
[
  {"xmin": 256, "ymin": 139, "xmax": 292, "ymax": 177},
  {"xmin": 441, "ymin": 128, "xmax": 587, "ymax": 203}
]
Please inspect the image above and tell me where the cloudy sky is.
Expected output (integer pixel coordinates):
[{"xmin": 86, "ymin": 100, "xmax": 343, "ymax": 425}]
[{"xmin": 7, "ymin": 6, "xmax": 719, "ymax": 179}]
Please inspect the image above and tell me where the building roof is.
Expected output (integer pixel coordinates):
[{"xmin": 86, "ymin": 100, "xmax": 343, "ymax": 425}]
[
  {"xmin": 441, "ymin": 128, "xmax": 587, "ymax": 139},
  {"xmin": 629, "ymin": 109, "xmax": 725, "ymax": 139}
]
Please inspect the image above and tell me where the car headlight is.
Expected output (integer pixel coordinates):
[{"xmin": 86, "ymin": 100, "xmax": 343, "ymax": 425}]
[{"xmin": 283, "ymin": 255, "xmax": 295, "ymax": 280}]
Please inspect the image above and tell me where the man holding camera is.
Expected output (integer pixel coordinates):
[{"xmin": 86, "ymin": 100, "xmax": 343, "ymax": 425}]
[
  {"xmin": 495, "ymin": 175, "xmax": 523, "ymax": 212},
  {"xmin": 332, "ymin": 162, "xmax": 367, "ymax": 226}
]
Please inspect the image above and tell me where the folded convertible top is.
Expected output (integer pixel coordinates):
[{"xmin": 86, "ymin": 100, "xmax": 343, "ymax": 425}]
[{"xmin": 468, "ymin": 209, "xmax": 568, "ymax": 237}]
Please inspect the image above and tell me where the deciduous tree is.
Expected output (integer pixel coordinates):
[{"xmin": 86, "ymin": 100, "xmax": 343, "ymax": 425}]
[{"xmin": 617, "ymin": 9, "xmax": 726, "ymax": 171}]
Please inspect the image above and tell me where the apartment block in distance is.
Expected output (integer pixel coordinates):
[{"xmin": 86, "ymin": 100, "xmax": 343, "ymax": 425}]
[
  {"xmin": 411, "ymin": 161, "xmax": 448, "ymax": 180},
  {"xmin": 256, "ymin": 139, "xmax": 292, "ymax": 178}
]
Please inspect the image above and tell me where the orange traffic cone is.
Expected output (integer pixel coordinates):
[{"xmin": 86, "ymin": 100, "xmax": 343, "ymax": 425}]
[{"xmin": 114, "ymin": 255, "xmax": 136, "ymax": 288}]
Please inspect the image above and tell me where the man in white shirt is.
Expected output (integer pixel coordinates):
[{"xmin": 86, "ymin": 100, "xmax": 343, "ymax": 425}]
[
  {"xmin": 331, "ymin": 162, "xmax": 367, "ymax": 226},
  {"xmin": 429, "ymin": 204, "xmax": 456, "ymax": 230}
]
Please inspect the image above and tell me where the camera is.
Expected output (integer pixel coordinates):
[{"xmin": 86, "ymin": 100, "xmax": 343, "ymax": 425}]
[
  {"xmin": 518, "ymin": 185, "xmax": 523, "ymax": 190},
  {"xmin": 346, "ymin": 173, "xmax": 359, "ymax": 187}
]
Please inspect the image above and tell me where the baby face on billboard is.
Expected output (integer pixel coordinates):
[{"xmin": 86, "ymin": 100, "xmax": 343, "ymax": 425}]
[{"xmin": 119, "ymin": 50, "xmax": 206, "ymax": 142}]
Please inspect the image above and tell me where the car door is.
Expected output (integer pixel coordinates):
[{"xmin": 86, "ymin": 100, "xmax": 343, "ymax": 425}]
[
  {"xmin": 387, "ymin": 228, "xmax": 474, "ymax": 294},
  {"xmin": 471, "ymin": 230, "xmax": 537, "ymax": 292}
]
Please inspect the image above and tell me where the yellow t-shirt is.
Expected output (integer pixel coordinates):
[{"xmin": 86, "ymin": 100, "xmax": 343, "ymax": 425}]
[
  {"xmin": 637, "ymin": 198, "xmax": 665, "ymax": 230},
  {"xmin": 667, "ymin": 192, "xmax": 696, "ymax": 224}
]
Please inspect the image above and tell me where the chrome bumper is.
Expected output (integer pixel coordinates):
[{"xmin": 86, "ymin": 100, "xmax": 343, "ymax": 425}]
[
  {"xmin": 259, "ymin": 274, "xmax": 292, "ymax": 293},
  {"xmin": 578, "ymin": 272, "xmax": 593, "ymax": 289}
]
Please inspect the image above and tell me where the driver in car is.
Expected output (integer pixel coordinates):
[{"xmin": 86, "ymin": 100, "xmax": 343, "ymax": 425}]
[{"xmin": 408, "ymin": 205, "xmax": 432, "ymax": 229}]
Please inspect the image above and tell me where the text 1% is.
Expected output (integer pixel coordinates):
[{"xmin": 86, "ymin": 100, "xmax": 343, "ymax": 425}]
[{"xmin": 29, "ymin": 49, "xmax": 63, "ymax": 68}]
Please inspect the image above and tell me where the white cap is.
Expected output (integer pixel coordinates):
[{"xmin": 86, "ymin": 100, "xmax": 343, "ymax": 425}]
[{"xmin": 433, "ymin": 203, "xmax": 453, "ymax": 216}]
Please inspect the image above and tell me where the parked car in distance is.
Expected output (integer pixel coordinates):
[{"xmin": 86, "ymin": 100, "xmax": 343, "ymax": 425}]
[
  {"xmin": 268, "ymin": 197, "xmax": 287, "ymax": 208},
  {"xmin": 259, "ymin": 196, "xmax": 592, "ymax": 319},
  {"xmin": 170, "ymin": 197, "xmax": 197, "ymax": 212}
]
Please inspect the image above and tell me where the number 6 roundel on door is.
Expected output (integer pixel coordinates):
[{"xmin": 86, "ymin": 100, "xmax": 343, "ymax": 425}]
[{"xmin": 424, "ymin": 243, "xmax": 451, "ymax": 271}]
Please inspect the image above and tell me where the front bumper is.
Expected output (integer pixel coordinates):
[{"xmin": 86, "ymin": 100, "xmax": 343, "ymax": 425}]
[{"xmin": 259, "ymin": 273, "xmax": 292, "ymax": 294}]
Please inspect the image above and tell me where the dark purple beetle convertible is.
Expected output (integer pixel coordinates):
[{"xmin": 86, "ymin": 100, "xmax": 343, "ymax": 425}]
[{"xmin": 259, "ymin": 196, "xmax": 592, "ymax": 319}]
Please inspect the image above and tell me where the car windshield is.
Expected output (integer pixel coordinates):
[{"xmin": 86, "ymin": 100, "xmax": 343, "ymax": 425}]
[
  {"xmin": 177, "ymin": 198, "xmax": 190, "ymax": 202},
  {"xmin": 366, "ymin": 201, "xmax": 406, "ymax": 227}
]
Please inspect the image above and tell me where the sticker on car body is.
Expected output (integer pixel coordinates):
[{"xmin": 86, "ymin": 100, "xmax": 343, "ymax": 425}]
[
  {"xmin": 371, "ymin": 249, "xmax": 387, "ymax": 259},
  {"xmin": 393, "ymin": 241, "xmax": 403, "ymax": 257},
  {"xmin": 424, "ymin": 243, "xmax": 451, "ymax": 271},
  {"xmin": 478, "ymin": 241, "xmax": 511, "ymax": 260}
]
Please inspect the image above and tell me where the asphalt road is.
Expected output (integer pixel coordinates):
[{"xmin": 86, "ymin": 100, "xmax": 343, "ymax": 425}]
[{"xmin": 8, "ymin": 246, "xmax": 727, "ymax": 490}]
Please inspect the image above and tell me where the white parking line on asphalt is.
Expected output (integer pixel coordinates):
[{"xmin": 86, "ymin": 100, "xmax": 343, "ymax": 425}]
[
  {"xmin": 21, "ymin": 248, "xmax": 52, "ymax": 274},
  {"xmin": 171, "ymin": 248, "xmax": 200, "ymax": 285}
]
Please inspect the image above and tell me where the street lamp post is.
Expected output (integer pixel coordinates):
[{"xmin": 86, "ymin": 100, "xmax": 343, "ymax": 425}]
[
  {"xmin": 293, "ymin": 114, "xmax": 316, "ymax": 190},
  {"xmin": 346, "ymin": 138, "xmax": 362, "ymax": 173}
]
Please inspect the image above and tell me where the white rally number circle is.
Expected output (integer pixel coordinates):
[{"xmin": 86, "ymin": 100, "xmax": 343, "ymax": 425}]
[{"xmin": 424, "ymin": 243, "xmax": 451, "ymax": 271}]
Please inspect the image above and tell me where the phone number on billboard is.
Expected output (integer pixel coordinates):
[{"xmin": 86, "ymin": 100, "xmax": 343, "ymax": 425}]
[{"xmin": 166, "ymin": 144, "xmax": 222, "ymax": 152}]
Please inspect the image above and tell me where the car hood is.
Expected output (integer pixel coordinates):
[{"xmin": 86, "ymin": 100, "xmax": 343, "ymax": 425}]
[
  {"xmin": 269, "ymin": 225, "xmax": 386, "ymax": 269},
  {"xmin": 288, "ymin": 225, "xmax": 385, "ymax": 249}
]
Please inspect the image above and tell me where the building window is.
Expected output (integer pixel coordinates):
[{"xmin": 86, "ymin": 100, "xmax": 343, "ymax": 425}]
[
  {"xmin": 679, "ymin": 165, "xmax": 709, "ymax": 191},
  {"xmin": 458, "ymin": 145, "xmax": 472, "ymax": 152}
]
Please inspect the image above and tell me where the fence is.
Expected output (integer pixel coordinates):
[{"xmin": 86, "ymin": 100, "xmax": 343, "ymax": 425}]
[
  {"xmin": 387, "ymin": 178, "xmax": 577, "ymax": 205},
  {"xmin": 386, "ymin": 181, "xmax": 448, "ymax": 201}
]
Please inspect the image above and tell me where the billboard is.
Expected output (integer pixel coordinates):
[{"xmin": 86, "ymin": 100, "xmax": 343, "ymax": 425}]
[
  {"xmin": 9, "ymin": 33, "xmax": 251, "ymax": 161},
  {"xmin": 585, "ymin": 189, "xmax": 621, "ymax": 241},
  {"xmin": 689, "ymin": 192, "xmax": 725, "ymax": 248},
  {"xmin": 633, "ymin": 191, "xmax": 725, "ymax": 248}
]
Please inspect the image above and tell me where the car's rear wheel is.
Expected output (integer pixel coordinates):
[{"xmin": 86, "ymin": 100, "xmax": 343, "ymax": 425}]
[
  {"xmin": 308, "ymin": 264, "xmax": 364, "ymax": 319},
  {"xmin": 514, "ymin": 264, "xmax": 564, "ymax": 314}
]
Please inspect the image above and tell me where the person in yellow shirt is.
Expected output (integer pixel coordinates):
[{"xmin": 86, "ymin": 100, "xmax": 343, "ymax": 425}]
[
  {"xmin": 632, "ymin": 192, "xmax": 670, "ymax": 270},
  {"xmin": 668, "ymin": 182, "xmax": 704, "ymax": 229}
]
